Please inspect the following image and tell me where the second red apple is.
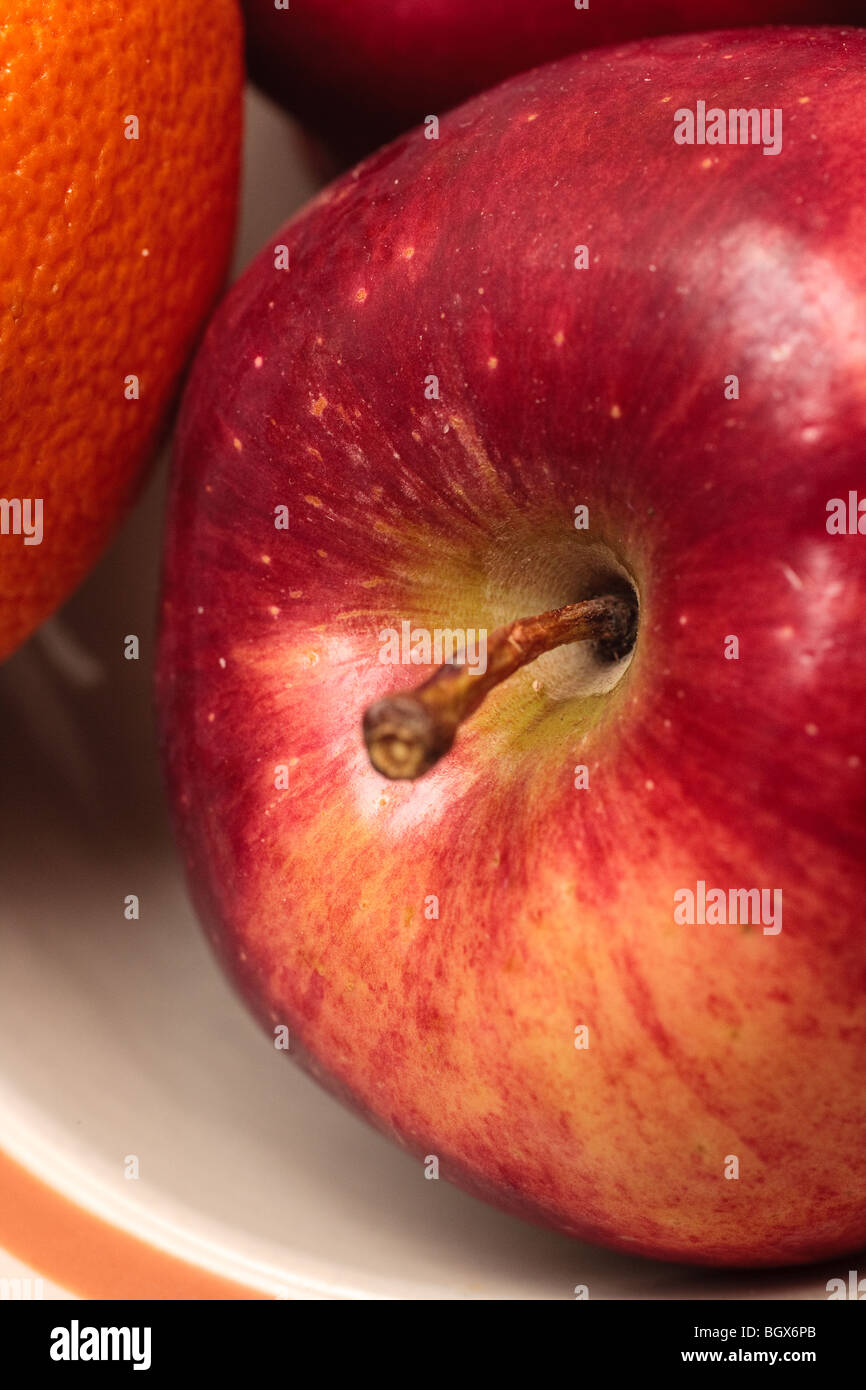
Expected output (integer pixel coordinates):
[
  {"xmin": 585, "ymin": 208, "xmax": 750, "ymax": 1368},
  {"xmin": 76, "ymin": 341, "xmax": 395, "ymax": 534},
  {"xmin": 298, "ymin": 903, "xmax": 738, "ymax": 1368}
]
[{"xmin": 243, "ymin": 0, "xmax": 861, "ymax": 156}]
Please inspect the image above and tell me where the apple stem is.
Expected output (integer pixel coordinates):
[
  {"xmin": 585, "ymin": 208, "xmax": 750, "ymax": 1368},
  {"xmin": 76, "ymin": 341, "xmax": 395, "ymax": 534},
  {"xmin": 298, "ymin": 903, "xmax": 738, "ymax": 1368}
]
[{"xmin": 362, "ymin": 591, "xmax": 637, "ymax": 780}]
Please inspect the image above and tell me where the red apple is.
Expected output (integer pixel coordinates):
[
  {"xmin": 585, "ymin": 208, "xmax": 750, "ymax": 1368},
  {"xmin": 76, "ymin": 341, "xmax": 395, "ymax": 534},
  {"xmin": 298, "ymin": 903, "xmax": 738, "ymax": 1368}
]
[
  {"xmin": 243, "ymin": 0, "xmax": 861, "ymax": 157},
  {"xmin": 157, "ymin": 28, "xmax": 866, "ymax": 1267}
]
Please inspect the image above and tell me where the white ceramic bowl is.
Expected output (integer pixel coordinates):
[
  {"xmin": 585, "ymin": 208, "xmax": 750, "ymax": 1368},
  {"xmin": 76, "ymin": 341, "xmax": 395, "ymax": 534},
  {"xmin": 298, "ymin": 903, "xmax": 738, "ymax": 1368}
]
[{"xmin": 0, "ymin": 90, "xmax": 848, "ymax": 1302}]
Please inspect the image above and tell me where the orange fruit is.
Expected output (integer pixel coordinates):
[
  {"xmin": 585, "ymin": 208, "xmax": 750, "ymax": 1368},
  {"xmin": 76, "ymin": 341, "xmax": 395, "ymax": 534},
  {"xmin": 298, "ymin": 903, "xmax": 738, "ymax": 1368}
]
[{"xmin": 0, "ymin": 0, "xmax": 243, "ymax": 659}]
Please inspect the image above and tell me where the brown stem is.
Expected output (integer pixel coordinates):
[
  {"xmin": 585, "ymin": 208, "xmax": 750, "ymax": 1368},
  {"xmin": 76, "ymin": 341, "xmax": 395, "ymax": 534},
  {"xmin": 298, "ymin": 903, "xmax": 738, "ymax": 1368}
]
[{"xmin": 362, "ymin": 591, "xmax": 637, "ymax": 780}]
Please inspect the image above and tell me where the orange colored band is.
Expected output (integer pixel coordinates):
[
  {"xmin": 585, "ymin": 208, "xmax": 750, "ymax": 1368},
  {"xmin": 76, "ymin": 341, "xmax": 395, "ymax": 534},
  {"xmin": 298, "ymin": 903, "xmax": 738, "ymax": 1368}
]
[{"xmin": 0, "ymin": 1149, "xmax": 267, "ymax": 1300}]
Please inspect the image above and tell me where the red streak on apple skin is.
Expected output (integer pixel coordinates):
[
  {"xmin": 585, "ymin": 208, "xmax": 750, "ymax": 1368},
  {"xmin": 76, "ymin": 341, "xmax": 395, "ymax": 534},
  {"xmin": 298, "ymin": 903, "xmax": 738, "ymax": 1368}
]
[
  {"xmin": 243, "ymin": 0, "xmax": 861, "ymax": 157},
  {"xmin": 158, "ymin": 31, "xmax": 866, "ymax": 1266}
]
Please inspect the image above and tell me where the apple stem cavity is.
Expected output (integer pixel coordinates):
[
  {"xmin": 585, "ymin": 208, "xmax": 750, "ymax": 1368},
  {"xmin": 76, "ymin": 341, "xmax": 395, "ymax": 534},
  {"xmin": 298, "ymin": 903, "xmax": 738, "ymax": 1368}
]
[{"xmin": 362, "ymin": 591, "xmax": 638, "ymax": 780}]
